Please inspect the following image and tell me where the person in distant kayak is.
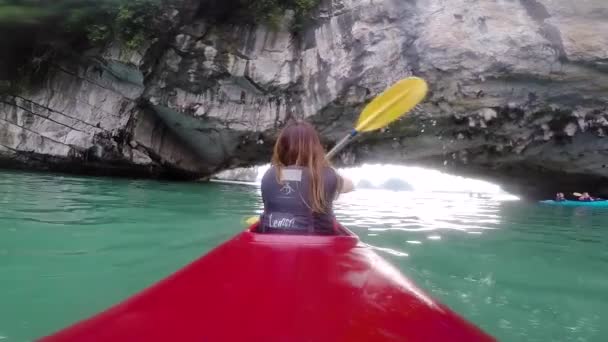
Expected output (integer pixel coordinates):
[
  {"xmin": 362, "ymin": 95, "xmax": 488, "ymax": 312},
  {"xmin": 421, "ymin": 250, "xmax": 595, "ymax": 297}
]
[
  {"xmin": 259, "ymin": 120, "xmax": 354, "ymax": 235},
  {"xmin": 555, "ymin": 192, "xmax": 566, "ymax": 201},
  {"xmin": 578, "ymin": 192, "xmax": 594, "ymax": 201}
]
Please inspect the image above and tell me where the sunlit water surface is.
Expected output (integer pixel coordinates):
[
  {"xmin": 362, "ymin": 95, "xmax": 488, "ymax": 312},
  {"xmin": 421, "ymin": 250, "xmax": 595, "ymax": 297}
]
[{"xmin": 0, "ymin": 171, "xmax": 607, "ymax": 341}]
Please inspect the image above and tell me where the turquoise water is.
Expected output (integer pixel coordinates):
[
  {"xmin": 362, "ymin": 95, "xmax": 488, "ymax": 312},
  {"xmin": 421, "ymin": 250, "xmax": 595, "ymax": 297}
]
[{"xmin": 0, "ymin": 171, "xmax": 607, "ymax": 341}]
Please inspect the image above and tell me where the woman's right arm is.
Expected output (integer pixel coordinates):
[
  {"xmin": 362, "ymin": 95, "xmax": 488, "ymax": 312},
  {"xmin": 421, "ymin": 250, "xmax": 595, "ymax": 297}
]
[{"xmin": 339, "ymin": 175, "xmax": 355, "ymax": 194}]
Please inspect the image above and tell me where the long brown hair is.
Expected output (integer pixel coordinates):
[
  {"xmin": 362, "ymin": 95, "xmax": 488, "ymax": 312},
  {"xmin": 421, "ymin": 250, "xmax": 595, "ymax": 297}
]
[{"xmin": 271, "ymin": 121, "xmax": 331, "ymax": 213}]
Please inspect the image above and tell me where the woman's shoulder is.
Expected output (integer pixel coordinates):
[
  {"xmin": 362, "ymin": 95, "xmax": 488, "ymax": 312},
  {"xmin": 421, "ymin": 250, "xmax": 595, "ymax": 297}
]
[
  {"xmin": 323, "ymin": 166, "xmax": 339, "ymax": 177},
  {"xmin": 261, "ymin": 166, "xmax": 276, "ymax": 181},
  {"xmin": 322, "ymin": 167, "xmax": 341, "ymax": 188},
  {"xmin": 263, "ymin": 166, "xmax": 276, "ymax": 174}
]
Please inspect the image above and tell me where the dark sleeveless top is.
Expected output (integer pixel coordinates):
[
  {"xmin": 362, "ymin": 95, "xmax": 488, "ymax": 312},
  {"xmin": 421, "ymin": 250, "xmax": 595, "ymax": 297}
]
[{"xmin": 260, "ymin": 166, "xmax": 340, "ymax": 235}]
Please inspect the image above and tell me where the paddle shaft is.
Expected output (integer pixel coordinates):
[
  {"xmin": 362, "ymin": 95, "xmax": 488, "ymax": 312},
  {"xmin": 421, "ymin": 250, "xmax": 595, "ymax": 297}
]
[{"xmin": 326, "ymin": 130, "xmax": 358, "ymax": 160}]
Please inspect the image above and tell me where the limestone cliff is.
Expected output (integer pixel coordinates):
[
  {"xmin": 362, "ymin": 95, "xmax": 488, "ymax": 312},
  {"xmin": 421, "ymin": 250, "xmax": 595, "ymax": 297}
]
[{"xmin": 1, "ymin": 0, "xmax": 607, "ymax": 198}]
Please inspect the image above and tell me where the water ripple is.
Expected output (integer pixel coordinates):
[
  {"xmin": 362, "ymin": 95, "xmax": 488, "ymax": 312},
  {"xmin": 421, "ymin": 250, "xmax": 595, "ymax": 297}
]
[{"xmin": 1, "ymin": 172, "xmax": 607, "ymax": 342}]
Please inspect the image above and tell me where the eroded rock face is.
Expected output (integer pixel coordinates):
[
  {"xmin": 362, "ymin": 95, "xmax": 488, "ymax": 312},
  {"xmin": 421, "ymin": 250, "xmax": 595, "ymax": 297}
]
[{"xmin": 1, "ymin": 0, "xmax": 607, "ymax": 197}]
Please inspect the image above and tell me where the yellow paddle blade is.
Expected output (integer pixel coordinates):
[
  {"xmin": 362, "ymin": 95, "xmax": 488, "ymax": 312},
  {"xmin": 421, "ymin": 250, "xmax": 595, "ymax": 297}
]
[
  {"xmin": 573, "ymin": 192, "xmax": 582, "ymax": 197},
  {"xmin": 355, "ymin": 77, "xmax": 428, "ymax": 133},
  {"xmin": 245, "ymin": 216, "xmax": 259, "ymax": 226}
]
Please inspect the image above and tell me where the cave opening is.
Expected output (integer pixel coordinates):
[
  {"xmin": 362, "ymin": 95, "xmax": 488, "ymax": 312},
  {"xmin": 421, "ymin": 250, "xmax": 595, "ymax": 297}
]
[{"xmin": 214, "ymin": 163, "xmax": 519, "ymax": 200}]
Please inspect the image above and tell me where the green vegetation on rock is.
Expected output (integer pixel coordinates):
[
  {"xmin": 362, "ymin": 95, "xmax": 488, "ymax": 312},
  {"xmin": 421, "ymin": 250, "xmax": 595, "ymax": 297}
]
[
  {"xmin": 86, "ymin": 0, "xmax": 162, "ymax": 50},
  {"xmin": 0, "ymin": 0, "xmax": 321, "ymax": 92},
  {"xmin": 240, "ymin": 0, "xmax": 320, "ymax": 30},
  {"xmin": 0, "ymin": 0, "xmax": 162, "ymax": 50},
  {"xmin": 0, "ymin": 0, "xmax": 162, "ymax": 90}
]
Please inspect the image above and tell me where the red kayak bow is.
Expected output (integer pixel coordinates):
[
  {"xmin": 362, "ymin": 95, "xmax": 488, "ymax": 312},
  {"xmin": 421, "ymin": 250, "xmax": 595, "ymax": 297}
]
[{"xmin": 40, "ymin": 224, "xmax": 495, "ymax": 341}]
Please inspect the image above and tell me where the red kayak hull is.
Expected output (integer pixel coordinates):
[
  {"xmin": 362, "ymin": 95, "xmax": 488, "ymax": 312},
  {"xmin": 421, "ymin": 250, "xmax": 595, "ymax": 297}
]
[{"xmin": 40, "ymin": 225, "xmax": 495, "ymax": 341}]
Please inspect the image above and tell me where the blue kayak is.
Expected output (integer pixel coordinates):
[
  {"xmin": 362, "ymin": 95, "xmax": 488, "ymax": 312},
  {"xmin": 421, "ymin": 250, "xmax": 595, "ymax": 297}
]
[{"xmin": 540, "ymin": 200, "xmax": 608, "ymax": 207}]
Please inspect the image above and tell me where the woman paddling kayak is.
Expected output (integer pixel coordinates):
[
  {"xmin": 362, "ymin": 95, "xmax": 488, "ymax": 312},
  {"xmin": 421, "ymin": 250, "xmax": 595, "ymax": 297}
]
[{"xmin": 259, "ymin": 120, "xmax": 354, "ymax": 235}]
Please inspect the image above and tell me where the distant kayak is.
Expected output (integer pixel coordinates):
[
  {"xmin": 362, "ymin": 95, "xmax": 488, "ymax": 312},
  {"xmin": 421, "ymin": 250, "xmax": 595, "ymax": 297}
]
[
  {"xmin": 40, "ymin": 224, "xmax": 495, "ymax": 341},
  {"xmin": 540, "ymin": 200, "xmax": 608, "ymax": 207}
]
